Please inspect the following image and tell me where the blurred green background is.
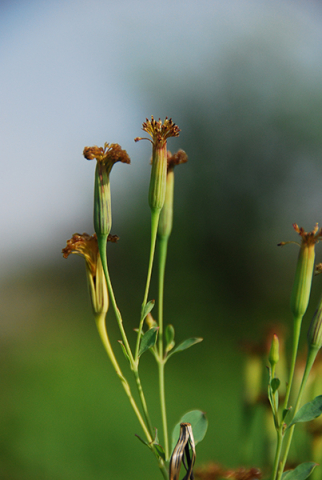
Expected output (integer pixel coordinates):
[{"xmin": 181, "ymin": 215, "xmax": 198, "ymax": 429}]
[{"xmin": 2, "ymin": 1, "xmax": 322, "ymax": 479}]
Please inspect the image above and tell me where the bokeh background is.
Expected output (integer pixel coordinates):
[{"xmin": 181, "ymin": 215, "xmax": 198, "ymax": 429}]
[{"xmin": 2, "ymin": 1, "xmax": 322, "ymax": 479}]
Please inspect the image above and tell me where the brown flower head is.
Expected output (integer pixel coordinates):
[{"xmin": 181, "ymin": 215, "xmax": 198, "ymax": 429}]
[
  {"xmin": 62, "ymin": 233, "xmax": 118, "ymax": 314},
  {"xmin": 135, "ymin": 117, "xmax": 180, "ymax": 213},
  {"xmin": 83, "ymin": 142, "xmax": 130, "ymax": 166},
  {"xmin": 83, "ymin": 143, "xmax": 130, "ymax": 237},
  {"xmin": 134, "ymin": 116, "xmax": 180, "ymax": 148},
  {"xmin": 167, "ymin": 149, "xmax": 188, "ymax": 171}
]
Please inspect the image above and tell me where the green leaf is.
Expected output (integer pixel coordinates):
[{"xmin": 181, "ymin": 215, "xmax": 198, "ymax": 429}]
[
  {"xmin": 271, "ymin": 378, "xmax": 280, "ymax": 394},
  {"xmin": 167, "ymin": 337, "xmax": 203, "ymax": 359},
  {"xmin": 135, "ymin": 434, "xmax": 149, "ymax": 446},
  {"xmin": 282, "ymin": 407, "xmax": 292, "ymax": 422},
  {"xmin": 141, "ymin": 300, "xmax": 155, "ymax": 320},
  {"xmin": 282, "ymin": 462, "xmax": 318, "ymax": 480},
  {"xmin": 165, "ymin": 324, "xmax": 175, "ymax": 353},
  {"xmin": 288, "ymin": 395, "xmax": 322, "ymax": 429},
  {"xmin": 171, "ymin": 410, "xmax": 208, "ymax": 453},
  {"xmin": 118, "ymin": 341, "xmax": 131, "ymax": 363},
  {"xmin": 154, "ymin": 443, "xmax": 165, "ymax": 461},
  {"xmin": 138, "ymin": 327, "xmax": 159, "ymax": 357}
]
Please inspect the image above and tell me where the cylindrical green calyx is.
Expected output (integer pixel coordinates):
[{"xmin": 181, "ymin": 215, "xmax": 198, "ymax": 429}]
[
  {"xmin": 158, "ymin": 169, "xmax": 174, "ymax": 239},
  {"xmin": 149, "ymin": 144, "xmax": 167, "ymax": 213},
  {"xmin": 94, "ymin": 161, "xmax": 112, "ymax": 237},
  {"xmin": 290, "ymin": 243, "xmax": 315, "ymax": 320},
  {"xmin": 308, "ymin": 294, "xmax": 322, "ymax": 349}
]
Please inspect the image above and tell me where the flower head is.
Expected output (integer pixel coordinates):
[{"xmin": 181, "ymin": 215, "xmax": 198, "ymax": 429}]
[
  {"xmin": 279, "ymin": 224, "xmax": 322, "ymax": 319},
  {"xmin": 62, "ymin": 233, "xmax": 118, "ymax": 314},
  {"xmin": 135, "ymin": 117, "xmax": 180, "ymax": 213},
  {"xmin": 83, "ymin": 143, "xmax": 130, "ymax": 238},
  {"xmin": 134, "ymin": 116, "xmax": 180, "ymax": 148},
  {"xmin": 83, "ymin": 142, "xmax": 130, "ymax": 166}
]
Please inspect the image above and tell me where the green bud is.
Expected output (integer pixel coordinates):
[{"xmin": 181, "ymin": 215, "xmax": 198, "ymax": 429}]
[
  {"xmin": 158, "ymin": 150, "xmax": 188, "ymax": 240},
  {"xmin": 308, "ymin": 294, "xmax": 322, "ymax": 349},
  {"xmin": 279, "ymin": 224, "xmax": 322, "ymax": 320},
  {"xmin": 268, "ymin": 334, "xmax": 280, "ymax": 367},
  {"xmin": 83, "ymin": 143, "xmax": 130, "ymax": 237}
]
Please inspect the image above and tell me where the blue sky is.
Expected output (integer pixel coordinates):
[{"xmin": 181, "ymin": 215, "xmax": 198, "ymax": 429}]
[{"xmin": 1, "ymin": 0, "xmax": 322, "ymax": 276}]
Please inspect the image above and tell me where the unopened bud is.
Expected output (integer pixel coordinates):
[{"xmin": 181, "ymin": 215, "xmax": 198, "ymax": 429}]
[
  {"xmin": 268, "ymin": 334, "xmax": 280, "ymax": 367},
  {"xmin": 158, "ymin": 150, "xmax": 187, "ymax": 240},
  {"xmin": 308, "ymin": 294, "xmax": 322, "ymax": 349}
]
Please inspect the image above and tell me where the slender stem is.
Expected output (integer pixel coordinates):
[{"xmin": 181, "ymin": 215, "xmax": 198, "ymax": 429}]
[
  {"xmin": 277, "ymin": 346, "xmax": 319, "ymax": 480},
  {"xmin": 271, "ymin": 315, "xmax": 303, "ymax": 480},
  {"xmin": 158, "ymin": 236, "xmax": 169, "ymax": 459},
  {"xmin": 97, "ymin": 234, "xmax": 154, "ymax": 435},
  {"xmin": 283, "ymin": 315, "xmax": 303, "ymax": 410},
  {"xmin": 271, "ymin": 429, "xmax": 284, "ymax": 480},
  {"xmin": 95, "ymin": 312, "xmax": 168, "ymax": 480},
  {"xmin": 135, "ymin": 210, "xmax": 160, "ymax": 361},
  {"xmin": 97, "ymin": 234, "xmax": 134, "ymax": 365},
  {"xmin": 95, "ymin": 312, "xmax": 152, "ymax": 442}
]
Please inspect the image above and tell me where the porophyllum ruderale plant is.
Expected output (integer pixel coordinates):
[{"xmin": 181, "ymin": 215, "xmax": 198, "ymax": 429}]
[
  {"xmin": 269, "ymin": 224, "xmax": 322, "ymax": 480},
  {"xmin": 62, "ymin": 118, "xmax": 206, "ymax": 480}
]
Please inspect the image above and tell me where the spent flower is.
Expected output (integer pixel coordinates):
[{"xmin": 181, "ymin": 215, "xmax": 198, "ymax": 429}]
[
  {"xmin": 62, "ymin": 233, "xmax": 118, "ymax": 314},
  {"xmin": 135, "ymin": 117, "xmax": 180, "ymax": 213},
  {"xmin": 83, "ymin": 143, "xmax": 130, "ymax": 237}
]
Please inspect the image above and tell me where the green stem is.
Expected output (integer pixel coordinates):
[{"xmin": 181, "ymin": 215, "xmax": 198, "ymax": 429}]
[
  {"xmin": 97, "ymin": 234, "xmax": 154, "ymax": 437},
  {"xmin": 135, "ymin": 210, "xmax": 160, "ymax": 361},
  {"xmin": 95, "ymin": 312, "xmax": 152, "ymax": 442},
  {"xmin": 97, "ymin": 234, "xmax": 134, "ymax": 365},
  {"xmin": 95, "ymin": 312, "xmax": 168, "ymax": 480},
  {"xmin": 277, "ymin": 346, "xmax": 319, "ymax": 480},
  {"xmin": 271, "ymin": 315, "xmax": 303, "ymax": 480},
  {"xmin": 283, "ymin": 315, "xmax": 303, "ymax": 410},
  {"xmin": 158, "ymin": 236, "xmax": 169, "ymax": 459}
]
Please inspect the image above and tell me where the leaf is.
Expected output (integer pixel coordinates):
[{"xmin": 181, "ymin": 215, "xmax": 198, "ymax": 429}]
[
  {"xmin": 282, "ymin": 408, "xmax": 292, "ymax": 422},
  {"xmin": 167, "ymin": 337, "xmax": 203, "ymax": 359},
  {"xmin": 118, "ymin": 341, "xmax": 131, "ymax": 363},
  {"xmin": 282, "ymin": 462, "xmax": 318, "ymax": 480},
  {"xmin": 154, "ymin": 443, "xmax": 165, "ymax": 461},
  {"xmin": 138, "ymin": 327, "xmax": 159, "ymax": 357},
  {"xmin": 271, "ymin": 378, "xmax": 280, "ymax": 394},
  {"xmin": 141, "ymin": 300, "xmax": 155, "ymax": 321},
  {"xmin": 165, "ymin": 324, "xmax": 175, "ymax": 353},
  {"xmin": 288, "ymin": 395, "xmax": 322, "ymax": 429},
  {"xmin": 171, "ymin": 410, "xmax": 208, "ymax": 453},
  {"xmin": 135, "ymin": 434, "xmax": 149, "ymax": 446}
]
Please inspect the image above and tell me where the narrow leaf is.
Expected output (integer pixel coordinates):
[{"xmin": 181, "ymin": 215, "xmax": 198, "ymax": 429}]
[
  {"xmin": 141, "ymin": 300, "xmax": 155, "ymax": 321},
  {"xmin": 154, "ymin": 443, "xmax": 165, "ymax": 461},
  {"xmin": 288, "ymin": 395, "xmax": 322, "ymax": 429},
  {"xmin": 135, "ymin": 434, "xmax": 149, "ymax": 446},
  {"xmin": 165, "ymin": 324, "xmax": 175, "ymax": 353},
  {"xmin": 282, "ymin": 462, "xmax": 318, "ymax": 480},
  {"xmin": 138, "ymin": 327, "xmax": 159, "ymax": 357},
  {"xmin": 118, "ymin": 341, "xmax": 130, "ymax": 363},
  {"xmin": 171, "ymin": 410, "xmax": 208, "ymax": 452},
  {"xmin": 167, "ymin": 337, "xmax": 203, "ymax": 359}
]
